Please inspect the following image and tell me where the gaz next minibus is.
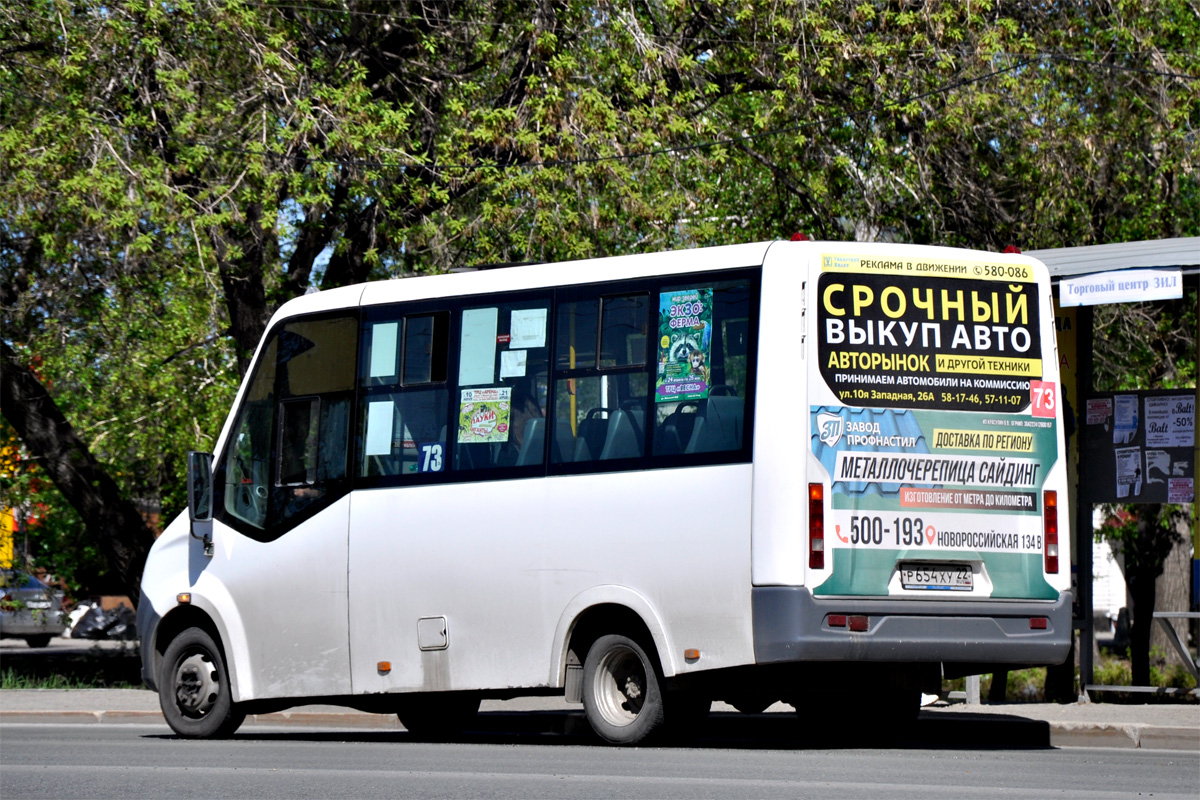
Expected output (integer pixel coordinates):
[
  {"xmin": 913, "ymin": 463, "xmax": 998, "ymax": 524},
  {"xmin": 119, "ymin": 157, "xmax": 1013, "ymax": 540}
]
[{"xmin": 137, "ymin": 240, "xmax": 1071, "ymax": 744}]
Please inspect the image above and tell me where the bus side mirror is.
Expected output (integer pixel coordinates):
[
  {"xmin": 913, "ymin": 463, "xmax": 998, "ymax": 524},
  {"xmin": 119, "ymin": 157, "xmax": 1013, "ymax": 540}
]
[{"xmin": 187, "ymin": 451, "xmax": 214, "ymax": 549}]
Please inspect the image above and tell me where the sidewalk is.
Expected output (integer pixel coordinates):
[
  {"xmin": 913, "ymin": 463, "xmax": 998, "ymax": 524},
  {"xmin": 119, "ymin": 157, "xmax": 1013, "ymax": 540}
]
[{"xmin": 1, "ymin": 689, "xmax": 1196, "ymax": 750}]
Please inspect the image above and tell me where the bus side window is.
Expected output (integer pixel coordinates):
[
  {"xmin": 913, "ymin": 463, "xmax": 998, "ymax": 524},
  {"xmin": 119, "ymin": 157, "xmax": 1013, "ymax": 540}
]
[
  {"xmin": 222, "ymin": 337, "xmax": 278, "ymax": 530},
  {"xmin": 453, "ymin": 299, "xmax": 551, "ymax": 472},
  {"xmin": 359, "ymin": 311, "xmax": 450, "ymax": 478},
  {"xmin": 217, "ymin": 315, "xmax": 357, "ymax": 540},
  {"xmin": 552, "ymin": 293, "xmax": 650, "ymax": 463},
  {"xmin": 270, "ymin": 316, "xmax": 356, "ymax": 530},
  {"xmin": 653, "ymin": 281, "xmax": 751, "ymax": 456}
]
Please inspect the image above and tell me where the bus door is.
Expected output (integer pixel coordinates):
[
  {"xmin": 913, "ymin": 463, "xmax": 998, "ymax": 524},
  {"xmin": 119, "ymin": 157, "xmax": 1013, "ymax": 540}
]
[{"xmin": 211, "ymin": 314, "xmax": 357, "ymax": 699}]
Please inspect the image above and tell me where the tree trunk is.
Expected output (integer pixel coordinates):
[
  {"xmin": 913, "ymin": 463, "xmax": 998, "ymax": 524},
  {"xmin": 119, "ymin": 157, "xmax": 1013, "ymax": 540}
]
[
  {"xmin": 1151, "ymin": 519, "xmax": 1192, "ymax": 668},
  {"xmin": 1127, "ymin": 561, "xmax": 1157, "ymax": 687},
  {"xmin": 1, "ymin": 340, "xmax": 156, "ymax": 605}
]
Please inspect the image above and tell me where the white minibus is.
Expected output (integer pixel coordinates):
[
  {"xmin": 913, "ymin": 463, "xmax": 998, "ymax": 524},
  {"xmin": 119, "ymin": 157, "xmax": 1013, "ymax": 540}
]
[{"xmin": 137, "ymin": 240, "xmax": 1071, "ymax": 743}]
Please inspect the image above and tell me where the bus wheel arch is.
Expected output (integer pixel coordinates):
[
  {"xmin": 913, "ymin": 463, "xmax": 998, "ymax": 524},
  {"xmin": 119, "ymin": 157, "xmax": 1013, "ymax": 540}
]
[
  {"xmin": 562, "ymin": 603, "xmax": 673, "ymax": 745},
  {"xmin": 564, "ymin": 603, "xmax": 665, "ymax": 684}
]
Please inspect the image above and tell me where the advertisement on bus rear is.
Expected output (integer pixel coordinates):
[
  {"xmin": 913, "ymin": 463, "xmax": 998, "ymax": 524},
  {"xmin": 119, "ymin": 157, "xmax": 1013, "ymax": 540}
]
[
  {"xmin": 816, "ymin": 253, "xmax": 1043, "ymax": 414},
  {"xmin": 809, "ymin": 253, "xmax": 1060, "ymax": 600}
]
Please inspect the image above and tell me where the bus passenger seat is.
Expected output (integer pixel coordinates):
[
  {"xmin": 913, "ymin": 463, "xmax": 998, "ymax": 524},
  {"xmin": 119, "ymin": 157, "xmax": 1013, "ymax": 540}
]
[
  {"xmin": 552, "ymin": 420, "xmax": 575, "ymax": 463},
  {"xmin": 515, "ymin": 418, "xmax": 545, "ymax": 466},
  {"xmin": 599, "ymin": 407, "xmax": 645, "ymax": 460},
  {"xmin": 685, "ymin": 395, "xmax": 744, "ymax": 454}
]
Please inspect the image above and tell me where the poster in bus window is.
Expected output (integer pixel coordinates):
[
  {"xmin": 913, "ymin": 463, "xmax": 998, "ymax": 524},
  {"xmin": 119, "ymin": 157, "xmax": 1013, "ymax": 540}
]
[
  {"xmin": 457, "ymin": 387, "xmax": 512, "ymax": 443},
  {"xmin": 656, "ymin": 287, "xmax": 713, "ymax": 404}
]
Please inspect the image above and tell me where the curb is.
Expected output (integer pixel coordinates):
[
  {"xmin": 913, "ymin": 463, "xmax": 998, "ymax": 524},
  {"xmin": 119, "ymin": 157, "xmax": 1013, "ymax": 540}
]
[
  {"xmin": 2, "ymin": 709, "xmax": 1196, "ymax": 750},
  {"xmin": 1047, "ymin": 722, "xmax": 1199, "ymax": 751}
]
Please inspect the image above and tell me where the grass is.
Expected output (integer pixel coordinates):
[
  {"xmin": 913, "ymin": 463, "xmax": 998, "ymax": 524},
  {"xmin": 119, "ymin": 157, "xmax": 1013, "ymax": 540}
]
[
  {"xmin": 942, "ymin": 653, "xmax": 1197, "ymax": 703},
  {"xmin": 1093, "ymin": 649, "xmax": 1198, "ymax": 692},
  {"xmin": 0, "ymin": 666, "xmax": 139, "ymax": 690},
  {"xmin": 943, "ymin": 667, "xmax": 1047, "ymax": 701},
  {"xmin": 0, "ymin": 641, "xmax": 143, "ymax": 690}
]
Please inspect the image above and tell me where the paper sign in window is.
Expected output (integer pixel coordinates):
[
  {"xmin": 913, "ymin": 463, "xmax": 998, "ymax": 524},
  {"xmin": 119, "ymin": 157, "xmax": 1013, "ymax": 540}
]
[
  {"xmin": 459, "ymin": 308, "xmax": 499, "ymax": 386},
  {"xmin": 369, "ymin": 322, "xmax": 399, "ymax": 378},
  {"xmin": 364, "ymin": 400, "xmax": 395, "ymax": 455},
  {"xmin": 510, "ymin": 308, "xmax": 547, "ymax": 349},
  {"xmin": 500, "ymin": 349, "xmax": 527, "ymax": 378},
  {"xmin": 458, "ymin": 387, "xmax": 512, "ymax": 443}
]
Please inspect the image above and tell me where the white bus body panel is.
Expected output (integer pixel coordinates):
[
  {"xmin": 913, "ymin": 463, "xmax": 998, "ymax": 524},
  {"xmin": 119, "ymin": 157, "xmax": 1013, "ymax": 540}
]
[
  {"xmin": 749, "ymin": 243, "xmax": 810, "ymax": 586},
  {"xmin": 347, "ymin": 464, "xmax": 754, "ymax": 694},
  {"xmin": 144, "ymin": 500, "xmax": 353, "ymax": 703}
]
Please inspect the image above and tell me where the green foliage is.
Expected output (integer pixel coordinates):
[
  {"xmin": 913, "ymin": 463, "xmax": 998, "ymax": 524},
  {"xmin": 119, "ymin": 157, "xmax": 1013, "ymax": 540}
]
[
  {"xmin": 1093, "ymin": 289, "xmax": 1198, "ymax": 391},
  {"xmin": 1098, "ymin": 504, "xmax": 1189, "ymax": 579},
  {"xmin": 1, "ymin": 1, "xmax": 1197, "ymax": 592},
  {"xmin": 1093, "ymin": 652, "xmax": 1198, "ymax": 691},
  {"xmin": 941, "ymin": 667, "xmax": 1048, "ymax": 701},
  {"xmin": 1093, "ymin": 654, "xmax": 1134, "ymax": 687}
]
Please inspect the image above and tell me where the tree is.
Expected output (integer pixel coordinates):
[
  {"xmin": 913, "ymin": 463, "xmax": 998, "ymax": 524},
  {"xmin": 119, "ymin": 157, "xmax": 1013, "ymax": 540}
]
[
  {"xmin": 1099, "ymin": 504, "xmax": 1190, "ymax": 686},
  {"xmin": 3, "ymin": 0, "xmax": 1197, "ymax": 601}
]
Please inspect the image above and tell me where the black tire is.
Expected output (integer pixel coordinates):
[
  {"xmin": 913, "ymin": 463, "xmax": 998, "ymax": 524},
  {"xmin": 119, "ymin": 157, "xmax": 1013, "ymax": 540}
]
[
  {"xmin": 25, "ymin": 634, "xmax": 52, "ymax": 648},
  {"xmin": 582, "ymin": 634, "xmax": 664, "ymax": 745},
  {"xmin": 158, "ymin": 627, "xmax": 245, "ymax": 738},
  {"xmin": 396, "ymin": 693, "xmax": 481, "ymax": 739}
]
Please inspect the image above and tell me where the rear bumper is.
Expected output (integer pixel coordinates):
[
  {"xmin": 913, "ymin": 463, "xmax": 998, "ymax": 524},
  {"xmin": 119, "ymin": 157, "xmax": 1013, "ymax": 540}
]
[
  {"xmin": 752, "ymin": 586, "xmax": 1073, "ymax": 666},
  {"xmin": 1, "ymin": 611, "xmax": 65, "ymax": 638}
]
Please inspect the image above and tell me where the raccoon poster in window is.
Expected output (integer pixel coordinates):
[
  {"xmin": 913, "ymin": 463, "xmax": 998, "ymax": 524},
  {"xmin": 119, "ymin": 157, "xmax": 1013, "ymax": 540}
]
[{"xmin": 656, "ymin": 287, "xmax": 713, "ymax": 404}]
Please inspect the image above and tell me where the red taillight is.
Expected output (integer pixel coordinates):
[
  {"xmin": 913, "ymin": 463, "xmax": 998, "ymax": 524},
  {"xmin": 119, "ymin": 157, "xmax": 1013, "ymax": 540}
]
[
  {"xmin": 809, "ymin": 483, "xmax": 824, "ymax": 569},
  {"xmin": 1043, "ymin": 490, "xmax": 1058, "ymax": 574},
  {"xmin": 848, "ymin": 615, "xmax": 869, "ymax": 632},
  {"xmin": 1029, "ymin": 617, "xmax": 1048, "ymax": 630},
  {"xmin": 827, "ymin": 614, "xmax": 847, "ymax": 628}
]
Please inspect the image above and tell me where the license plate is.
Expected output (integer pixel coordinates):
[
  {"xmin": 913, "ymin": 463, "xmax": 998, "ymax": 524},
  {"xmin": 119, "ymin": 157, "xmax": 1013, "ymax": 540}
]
[
  {"xmin": 26, "ymin": 601, "xmax": 52, "ymax": 609},
  {"xmin": 900, "ymin": 563, "xmax": 973, "ymax": 591}
]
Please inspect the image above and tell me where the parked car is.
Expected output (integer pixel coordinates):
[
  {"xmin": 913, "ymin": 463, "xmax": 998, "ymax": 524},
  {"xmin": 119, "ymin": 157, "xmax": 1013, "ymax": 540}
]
[{"xmin": 1, "ymin": 569, "xmax": 66, "ymax": 647}]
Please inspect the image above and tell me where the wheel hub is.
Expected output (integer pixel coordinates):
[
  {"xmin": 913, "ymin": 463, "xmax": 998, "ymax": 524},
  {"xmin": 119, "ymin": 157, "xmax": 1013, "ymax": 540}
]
[
  {"xmin": 595, "ymin": 646, "xmax": 646, "ymax": 726},
  {"xmin": 174, "ymin": 653, "xmax": 219, "ymax": 717}
]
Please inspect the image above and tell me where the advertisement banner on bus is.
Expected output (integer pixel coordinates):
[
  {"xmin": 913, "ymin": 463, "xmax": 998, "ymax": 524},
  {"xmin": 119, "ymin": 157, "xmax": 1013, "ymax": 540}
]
[
  {"xmin": 810, "ymin": 404, "xmax": 1059, "ymax": 599},
  {"xmin": 816, "ymin": 254, "xmax": 1043, "ymax": 414}
]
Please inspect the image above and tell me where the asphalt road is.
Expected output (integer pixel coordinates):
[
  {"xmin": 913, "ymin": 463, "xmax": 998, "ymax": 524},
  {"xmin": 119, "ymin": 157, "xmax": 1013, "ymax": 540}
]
[{"xmin": 2, "ymin": 722, "xmax": 1197, "ymax": 800}]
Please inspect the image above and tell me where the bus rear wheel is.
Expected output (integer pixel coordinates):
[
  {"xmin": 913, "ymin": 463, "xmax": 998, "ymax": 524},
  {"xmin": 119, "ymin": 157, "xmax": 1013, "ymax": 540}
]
[
  {"xmin": 582, "ymin": 634, "xmax": 664, "ymax": 745},
  {"xmin": 159, "ymin": 627, "xmax": 245, "ymax": 738}
]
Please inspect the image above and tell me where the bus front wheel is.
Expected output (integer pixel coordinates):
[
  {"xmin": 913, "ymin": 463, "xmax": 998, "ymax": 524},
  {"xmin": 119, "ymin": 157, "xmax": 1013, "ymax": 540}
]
[
  {"xmin": 582, "ymin": 634, "xmax": 664, "ymax": 745},
  {"xmin": 158, "ymin": 627, "xmax": 245, "ymax": 738}
]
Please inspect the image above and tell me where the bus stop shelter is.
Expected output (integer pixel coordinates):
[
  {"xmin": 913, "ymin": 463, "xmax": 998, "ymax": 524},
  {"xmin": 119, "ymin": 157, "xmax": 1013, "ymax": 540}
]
[{"xmin": 1026, "ymin": 237, "xmax": 1200, "ymax": 692}]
